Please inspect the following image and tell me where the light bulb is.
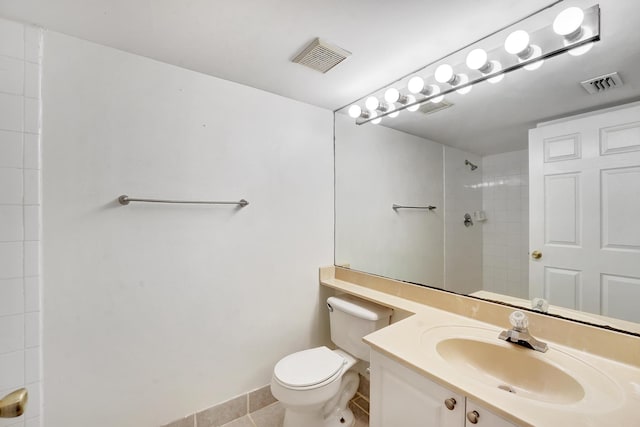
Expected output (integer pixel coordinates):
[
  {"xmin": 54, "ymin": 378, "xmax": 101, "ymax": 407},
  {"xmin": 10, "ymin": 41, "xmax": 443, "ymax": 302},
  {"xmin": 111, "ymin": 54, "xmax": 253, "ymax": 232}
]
[
  {"xmin": 455, "ymin": 74, "xmax": 472, "ymax": 95},
  {"xmin": 427, "ymin": 85, "xmax": 444, "ymax": 103},
  {"xmin": 406, "ymin": 94, "xmax": 420, "ymax": 112},
  {"xmin": 569, "ymin": 41, "xmax": 594, "ymax": 56},
  {"xmin": 407, "ymin": 76, "xmax": 425, "ymax": 94},
  {"xmin": 523, "ymin": 45, "xmax": 544, "ymax": 71},
  {"xmin": 384, "ymin": 88, "xmax": 400, "ymax": 103},
  {"xmin": 553, "ymin": 7, "xmax": 584, "ymax": 38},
  {"xmin": 371, "ymin": 112, "xmax": 381, "ymax": 124},
  {"xmin": 567, "ymin": 27, "xmax": 594, "ymax": 56},
  {"xmin": 505, "ymin": 30, "xmax": 530, "ymax": 56},
  {"xmin": 435, "ymin": 64, "xmax": 455, "ymax": 84},
  {"xmin": 388, "ymin": 105, "xmax": 399, "ymax": 118},
  {"xmin": 466, "ymin": 49, "xmax": 488, "ymax": 71},
  {"xmin": 348, "ymin": 105, "xmax": 362, "ymax": 118},
  {"xmin": 487, "ymin": 61, "xmax": 504, "ymax": 84},
  {"xmin": 365, "ymin": 96, "xmax": 379, "ymax": 111}
]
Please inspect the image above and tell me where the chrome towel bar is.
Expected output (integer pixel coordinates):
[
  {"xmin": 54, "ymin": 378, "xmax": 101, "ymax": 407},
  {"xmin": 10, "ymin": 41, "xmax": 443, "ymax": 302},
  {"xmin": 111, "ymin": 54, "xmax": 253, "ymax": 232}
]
[
  {"xmin": 392, "ymin": 204, "xmax": 436, "ymax": 211},
  {"xmin": 118, "ymin": 195, "xmax": 249, "ymax": 207}
]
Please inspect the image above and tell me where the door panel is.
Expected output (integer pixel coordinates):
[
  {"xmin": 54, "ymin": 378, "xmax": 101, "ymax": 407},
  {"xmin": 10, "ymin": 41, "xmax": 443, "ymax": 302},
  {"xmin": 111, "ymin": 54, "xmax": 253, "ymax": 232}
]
[
  {"xmin": 601, "ymin": 274, "xmax": 640, "ymax": 322},
  {"xmin": 600, "ymin": 121, "xmax": 640, "ymax": 155},
  {"xmin": 600, "ymin": 167, "xmax": 640, "ymax": 251},
  {"xmin": 544, "ymin": 173, "xmax": 581, "ymax": 246},
  {"xmin": 544, "ymin": 267, "xmax": 581, "ymax": 310},
  {"xmin": 530, "ymin": 102, "xmax": 640, "ymax": 322},
  {"xmin": 544, "ymin": 133, "xmax": 582, "ymax": 162}
]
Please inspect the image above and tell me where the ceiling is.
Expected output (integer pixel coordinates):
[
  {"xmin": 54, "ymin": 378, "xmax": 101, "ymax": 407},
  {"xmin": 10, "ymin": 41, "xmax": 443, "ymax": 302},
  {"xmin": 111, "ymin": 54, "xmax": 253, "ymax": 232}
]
[
  {"xmin": 0, "ymin": 0, "xmax": 558, "ymax": 111},
  {"xmin": 1, "ymin": 0, "xmax": 637, "ymax": 155}
]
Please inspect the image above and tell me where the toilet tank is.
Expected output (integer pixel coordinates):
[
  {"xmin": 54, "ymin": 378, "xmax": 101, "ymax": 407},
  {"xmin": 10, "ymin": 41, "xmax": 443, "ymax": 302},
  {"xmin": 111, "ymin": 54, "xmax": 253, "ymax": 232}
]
[{"xmin": 327, "ymin": 294, "xmax": 392, "ymax": 362}]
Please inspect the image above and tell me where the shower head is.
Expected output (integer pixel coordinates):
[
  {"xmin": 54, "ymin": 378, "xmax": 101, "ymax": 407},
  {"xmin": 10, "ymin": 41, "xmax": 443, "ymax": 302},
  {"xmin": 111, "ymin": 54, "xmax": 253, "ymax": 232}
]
[{"xmin": 465, "ymin": 160, "xmax": 478, "ymax": 171}]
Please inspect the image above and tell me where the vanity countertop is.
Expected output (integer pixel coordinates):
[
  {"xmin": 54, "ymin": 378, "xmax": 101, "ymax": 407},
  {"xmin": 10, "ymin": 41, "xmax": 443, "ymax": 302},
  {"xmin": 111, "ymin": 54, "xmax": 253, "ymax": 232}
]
[
  {"xmin": 321, "ymin": 267, "xmax": 640, "ymax": 427},
  {"xmin": 364, "ymin": 310, "xmax": 640, "ymax": 427}
]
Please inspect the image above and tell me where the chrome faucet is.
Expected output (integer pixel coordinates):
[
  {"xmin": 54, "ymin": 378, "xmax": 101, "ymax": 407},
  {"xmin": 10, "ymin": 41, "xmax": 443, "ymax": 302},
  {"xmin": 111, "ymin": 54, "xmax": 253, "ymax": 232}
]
[{"xmin": 499, "ymin": 311, "xmax": 548, "ymax": 353}]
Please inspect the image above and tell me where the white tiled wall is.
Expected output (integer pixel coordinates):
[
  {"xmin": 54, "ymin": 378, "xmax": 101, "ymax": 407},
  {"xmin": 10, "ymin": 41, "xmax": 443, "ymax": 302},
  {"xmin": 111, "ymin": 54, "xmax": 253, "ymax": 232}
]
[
  {"xmin": 481, "ymin": 150, "xmax": 529, "ymax": 298},
  {"xmin": 443, "ymin": 146, "xmax": 483, "ymax": 295},
  {"xmin": 0, "ymin": 17, "xmax": 42, "ymax": 427}
]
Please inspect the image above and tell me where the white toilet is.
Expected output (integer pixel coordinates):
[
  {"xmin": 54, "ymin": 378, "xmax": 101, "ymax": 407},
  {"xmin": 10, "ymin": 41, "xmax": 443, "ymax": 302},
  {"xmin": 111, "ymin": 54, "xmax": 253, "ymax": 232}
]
[{"xmin": 271, "ymin": 294, "xmax": 392, "ymax": 427}]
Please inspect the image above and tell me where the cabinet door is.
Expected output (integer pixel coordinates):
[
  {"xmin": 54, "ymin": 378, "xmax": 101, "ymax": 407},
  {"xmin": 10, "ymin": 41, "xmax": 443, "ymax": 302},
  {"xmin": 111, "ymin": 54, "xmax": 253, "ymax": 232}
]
[
  {"xmin": 370, "ymin": 350, "xmax": 464, "ymax": 427},
  {"xmin": 465, "ymin": 399, "xmax": 519, "ymax": 427}
]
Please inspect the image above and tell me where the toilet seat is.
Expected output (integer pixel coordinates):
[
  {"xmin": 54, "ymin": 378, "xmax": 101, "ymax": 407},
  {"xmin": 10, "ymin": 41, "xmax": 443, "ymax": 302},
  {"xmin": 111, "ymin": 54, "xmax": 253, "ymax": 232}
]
[{"xmin": 273, "ymin": 347, "xmax": 345, "ymax": 390}]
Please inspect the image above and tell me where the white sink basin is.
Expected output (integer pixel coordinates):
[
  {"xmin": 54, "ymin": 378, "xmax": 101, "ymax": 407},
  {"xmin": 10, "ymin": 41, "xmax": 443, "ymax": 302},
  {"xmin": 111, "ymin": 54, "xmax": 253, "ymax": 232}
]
[
  {"xmin": 436, "ymin": 337, "xmax": 584, "ymax": 403},
  {"xmin": 421, "ymin": 325, "xmax": 623, "ymax": 407}
]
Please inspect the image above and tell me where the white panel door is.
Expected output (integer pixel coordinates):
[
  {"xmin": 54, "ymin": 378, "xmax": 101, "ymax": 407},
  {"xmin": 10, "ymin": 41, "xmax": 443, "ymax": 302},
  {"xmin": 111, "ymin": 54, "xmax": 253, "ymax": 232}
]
[{"xmin": 529, "ymin": 102, "xmax": 640, "ymax": 322}]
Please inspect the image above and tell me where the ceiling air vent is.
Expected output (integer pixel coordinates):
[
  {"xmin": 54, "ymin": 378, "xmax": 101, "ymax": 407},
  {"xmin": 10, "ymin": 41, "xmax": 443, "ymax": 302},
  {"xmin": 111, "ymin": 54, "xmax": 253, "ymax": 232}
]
[
  {"xmin": 580, "ymin": 72, "xmax": 624, "ymax": 94},
  {"xmin": 292, "ymin": 38, "xmax": 351, "ymax": 73},
  {"xmin": 417, "ymin": 100, "xmax": 454, "ymax": 115}
]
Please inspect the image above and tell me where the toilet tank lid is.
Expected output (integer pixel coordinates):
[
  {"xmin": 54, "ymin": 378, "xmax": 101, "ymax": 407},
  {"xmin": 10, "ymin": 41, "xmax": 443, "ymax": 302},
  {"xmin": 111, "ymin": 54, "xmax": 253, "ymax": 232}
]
[{"xmin": 327, "ymin": 295, "xmax": 392, "ymax": 321}]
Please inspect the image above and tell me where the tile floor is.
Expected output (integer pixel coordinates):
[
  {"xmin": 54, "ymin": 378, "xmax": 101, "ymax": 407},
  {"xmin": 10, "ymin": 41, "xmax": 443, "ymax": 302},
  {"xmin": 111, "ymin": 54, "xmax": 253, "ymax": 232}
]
[
  {"xmin": 221, "ymin": 400, "xmax": 369, "ymax": 427},
  {"xmin": 164, "ymin": 374, "xmax": 371, "ymax": 427}
]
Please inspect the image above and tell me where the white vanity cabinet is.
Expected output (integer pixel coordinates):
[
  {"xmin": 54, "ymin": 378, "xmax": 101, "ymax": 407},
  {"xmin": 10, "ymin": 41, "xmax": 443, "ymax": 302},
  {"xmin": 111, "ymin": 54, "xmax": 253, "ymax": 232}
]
[{"xmin": 370, "ymin": 350, "xmax": 519, "ymax": 427}]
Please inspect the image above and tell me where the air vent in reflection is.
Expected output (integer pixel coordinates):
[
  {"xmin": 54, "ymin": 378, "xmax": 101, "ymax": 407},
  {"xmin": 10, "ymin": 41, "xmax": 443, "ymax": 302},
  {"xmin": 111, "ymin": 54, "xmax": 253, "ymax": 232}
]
[
  {"xmin": 580, "ymin": 72, "xmax": 623, "ymax": 94},
  {"xmin": 417, "ymin": 100, "xmax": 454, "ymax": 115}
]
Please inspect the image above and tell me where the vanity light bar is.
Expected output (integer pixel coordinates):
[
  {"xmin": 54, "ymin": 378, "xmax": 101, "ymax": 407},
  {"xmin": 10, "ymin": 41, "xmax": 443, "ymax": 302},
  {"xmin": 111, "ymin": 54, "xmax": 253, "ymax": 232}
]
[{"xmin": 349, "ymin": 4, "xmax": 600, "ymax": 126}]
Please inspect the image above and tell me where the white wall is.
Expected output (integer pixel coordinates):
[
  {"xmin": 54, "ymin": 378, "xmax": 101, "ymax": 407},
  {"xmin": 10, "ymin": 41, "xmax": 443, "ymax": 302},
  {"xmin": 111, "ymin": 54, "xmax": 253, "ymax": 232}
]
[
  {"xmin": 335, "ymin": 115, "xmax": 483, "ymax": 291},
  {"xmin": 481, "ymin": 150, "xmax": 529, "ymax": 298},
  {"xmin": 0, "ymin": 17, "xmax": 42, "ymax": 427},
  {"xmin": 443, "ymin": 146, "xmax": 482, "ymax": 295},
  {"xmin": 42, "ymin": 32, "xmax": 333, "ymax": 427},
  {"xmin": 335, "ymin": 114, "xmax": 444, "ymax": 287}
]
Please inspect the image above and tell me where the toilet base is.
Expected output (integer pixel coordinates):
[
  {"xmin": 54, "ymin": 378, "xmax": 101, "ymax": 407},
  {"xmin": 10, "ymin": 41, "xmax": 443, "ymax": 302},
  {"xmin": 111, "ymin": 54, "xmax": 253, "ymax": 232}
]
[
  {"xmin": 324, "ymin": 407, "xmax": 355, "ymax": 427},
  {"xmin": 281, "ymin": 370, "xmax": 359, "ymax": 427},
  {"xmin": 282, "ymin": 407, "xmax": 355, "ymax": 427}
]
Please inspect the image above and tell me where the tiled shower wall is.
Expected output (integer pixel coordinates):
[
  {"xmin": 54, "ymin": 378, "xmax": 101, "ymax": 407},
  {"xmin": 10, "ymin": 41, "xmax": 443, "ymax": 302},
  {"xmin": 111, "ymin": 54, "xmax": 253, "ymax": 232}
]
[
  {"xmin": 481, "ymin": 150, "xmax": 529, "ymax": 299},
  {"xmin": 0, "ymin": 17, "xmax": 42, "ymax": 427}
]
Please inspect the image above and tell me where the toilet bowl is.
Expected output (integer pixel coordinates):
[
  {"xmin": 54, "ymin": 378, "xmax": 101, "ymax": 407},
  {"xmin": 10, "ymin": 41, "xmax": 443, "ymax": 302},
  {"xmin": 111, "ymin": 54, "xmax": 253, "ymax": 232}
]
[
  {"xmin": 271, "ymin": 347, "xmax": 358, "ymax": 427},
  {"xmin": 271, "ymin": 295, "xmax": 392, "ymax": 427}
]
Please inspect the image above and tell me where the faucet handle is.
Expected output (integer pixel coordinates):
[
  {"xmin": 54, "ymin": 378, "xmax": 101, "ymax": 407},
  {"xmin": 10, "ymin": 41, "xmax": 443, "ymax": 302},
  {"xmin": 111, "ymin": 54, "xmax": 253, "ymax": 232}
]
[
  {"xmin": 531, "ymin": 297, "xmax": 549, "ymax": 313},
  {"xmin": 509, "ymin": 311, "xmax": 529, "ymax": 330}
]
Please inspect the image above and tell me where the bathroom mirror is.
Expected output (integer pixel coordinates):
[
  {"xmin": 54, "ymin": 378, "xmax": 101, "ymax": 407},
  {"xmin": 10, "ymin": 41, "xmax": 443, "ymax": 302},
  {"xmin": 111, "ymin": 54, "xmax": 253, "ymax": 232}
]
[{"xmin": 334, "ymin": 0, "xmax": 640, "ymax": 334}]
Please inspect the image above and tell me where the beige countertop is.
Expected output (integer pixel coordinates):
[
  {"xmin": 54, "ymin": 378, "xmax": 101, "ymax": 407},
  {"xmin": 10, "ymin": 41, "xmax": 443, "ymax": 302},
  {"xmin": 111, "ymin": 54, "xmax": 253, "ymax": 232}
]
[
  {"xmin": 471, "ymin": 290, "xmax": 640, "ymax": 335},
  {"xmin": 321, "ymin": 267, "xmax": 640, "ymax": 427}
]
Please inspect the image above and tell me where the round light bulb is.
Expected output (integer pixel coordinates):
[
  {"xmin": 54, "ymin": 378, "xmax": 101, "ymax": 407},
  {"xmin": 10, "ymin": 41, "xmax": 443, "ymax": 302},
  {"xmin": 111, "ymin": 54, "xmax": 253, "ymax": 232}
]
[
  {"xmin": 523, "ymin": 45, "xmax": 544, "ymax": 71},
  {"xmin": 487, "ymin": 61, "xmax": 504, "ymax": 84},
  {"xmin": 365, "ymin": 96, "xmax": 379, "ymax": 111},
  {"xmin": 371, "ymin": 112, "xmax": 381, "ymax": 124},
  {"xmin": 567, "ymin": 27, "xmax": 594, "ymax": 56},
  {"xmin": 466, "ymin": 48, "xmax": 488, "ymax": 71},
  {"xmin": 406, "ymin": 94, "xmax": 419, "ymax": 112},
  {"xmin": 388, "ymin": 105, "xmax": 399, "ymax": 118},
  {"xmin": 407, "ymin": 76, "xmax": 425, "ymax": 94},
  {"xmin": 348, "ymin": 105, "xmax": 362, "ymax": 118},
  {"xmin": 426, "ymin": 85, "xmax": 444, "ymax": 103},
  {"xmin": 435, "ymin": 64, "xmax": 454, "ymax": 84},
  {"xmin": 455, "ymin": 74, "xmax": 472, "ymax": 95},
  {"xmin": 569, "ymin": 41, "xmax": 594, "ymax": 56},
  {"xmin": 384, "ymin": 88, "xmax": 400, "ymax": 103},
  {"xmin": 553, "ymin": 7, "xmax": 584, "ymax": 37},
  {"xmin": 505, "ymin": 30, "xmax": 530, "ymax": 55}
]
